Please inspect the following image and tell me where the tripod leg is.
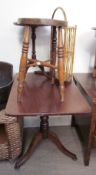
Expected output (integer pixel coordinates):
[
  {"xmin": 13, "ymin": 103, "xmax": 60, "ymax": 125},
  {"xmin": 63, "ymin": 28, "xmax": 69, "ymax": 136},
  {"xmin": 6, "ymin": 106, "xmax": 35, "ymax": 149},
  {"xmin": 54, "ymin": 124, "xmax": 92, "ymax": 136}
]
[
  {"xmin": 15, "ymin": 132, "xmax": 42, "ymax": 169},
  {"xmin": 48, "ymin": 130, "xmax": 77, "ymax": 160}
]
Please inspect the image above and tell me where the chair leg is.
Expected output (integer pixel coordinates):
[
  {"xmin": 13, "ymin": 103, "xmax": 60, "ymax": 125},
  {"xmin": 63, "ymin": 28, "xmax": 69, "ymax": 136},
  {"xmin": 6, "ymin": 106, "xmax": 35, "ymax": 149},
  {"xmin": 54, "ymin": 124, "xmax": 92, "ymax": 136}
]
[
  {"xmin": 17, "ymin": 26, "xmax": 31, "ymax": 102},
  {"xmin": 50, "ymin": 26, "xmax": 57, "ymax": 84},
  {"xmin": 58, "ymin": 27, "xmax": 64, "ymax": 102}
]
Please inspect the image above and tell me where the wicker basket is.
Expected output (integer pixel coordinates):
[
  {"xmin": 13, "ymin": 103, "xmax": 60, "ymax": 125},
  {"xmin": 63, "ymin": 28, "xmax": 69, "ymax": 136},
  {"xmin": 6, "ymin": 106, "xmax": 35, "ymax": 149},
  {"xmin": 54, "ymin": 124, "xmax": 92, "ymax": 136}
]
[
  {"xmin": 0, "ymin": 110, "xmax": 23, "ymax": 160},
  {"xmin": 51, "ymin": 7, "xmax": 77, "ymax": 82}
]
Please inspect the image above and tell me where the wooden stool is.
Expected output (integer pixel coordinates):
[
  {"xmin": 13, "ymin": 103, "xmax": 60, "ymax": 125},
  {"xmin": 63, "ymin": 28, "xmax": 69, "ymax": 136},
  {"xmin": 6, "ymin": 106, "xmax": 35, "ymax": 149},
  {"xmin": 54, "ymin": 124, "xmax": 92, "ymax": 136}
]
[{"xmin": 15, "ymin": 17, "xmax": 67, "ymax": 102}]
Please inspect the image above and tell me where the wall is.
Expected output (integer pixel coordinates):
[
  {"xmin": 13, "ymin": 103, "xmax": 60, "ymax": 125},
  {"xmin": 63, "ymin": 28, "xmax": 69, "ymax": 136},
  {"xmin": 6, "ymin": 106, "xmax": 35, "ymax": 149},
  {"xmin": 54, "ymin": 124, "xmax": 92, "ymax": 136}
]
[{"xmin": 0, "ymin": 0, "xmax": 95, "ymax": 127}]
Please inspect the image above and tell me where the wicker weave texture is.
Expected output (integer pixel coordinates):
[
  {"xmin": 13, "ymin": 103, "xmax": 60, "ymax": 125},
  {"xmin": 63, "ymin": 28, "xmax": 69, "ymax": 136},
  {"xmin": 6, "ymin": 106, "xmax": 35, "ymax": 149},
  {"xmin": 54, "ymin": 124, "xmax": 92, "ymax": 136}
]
[
  {"xmin": 0, "ymin": 143, "xmax": 9, "ymax": 160},
  {"xmin": 64, "ymin": 26, "xmax": 77, "ymax": 82},
  {"xmin": 0, "ymin": 110, "xmax": 23, "ymax": 160}
]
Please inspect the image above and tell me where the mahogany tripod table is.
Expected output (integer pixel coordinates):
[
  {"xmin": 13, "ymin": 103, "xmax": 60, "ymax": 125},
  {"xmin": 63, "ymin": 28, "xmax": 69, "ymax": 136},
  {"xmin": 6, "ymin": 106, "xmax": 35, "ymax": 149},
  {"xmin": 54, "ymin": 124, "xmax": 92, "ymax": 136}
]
[{"xmin": 5, "ymin": 73, "xmax": 91, "ymax": 168}]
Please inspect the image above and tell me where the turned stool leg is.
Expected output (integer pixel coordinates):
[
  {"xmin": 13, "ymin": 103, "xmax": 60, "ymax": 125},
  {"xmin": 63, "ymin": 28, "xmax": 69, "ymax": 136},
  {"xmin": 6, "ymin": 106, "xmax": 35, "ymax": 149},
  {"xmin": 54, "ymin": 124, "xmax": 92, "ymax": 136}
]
[
  {"xmin": 31, "ymin": 27, "xmax": 36, "ymax": 60},
  {"xmin": 50, "ymin": 26, "xmax": 57, "ymax": 84},
  {"xmin": 17, "ymin": 26, "xmax": 31, "ymax": 102},
  {"xmin": 58, "ymin": 27, "xmax": 64, "ymax": 102}
]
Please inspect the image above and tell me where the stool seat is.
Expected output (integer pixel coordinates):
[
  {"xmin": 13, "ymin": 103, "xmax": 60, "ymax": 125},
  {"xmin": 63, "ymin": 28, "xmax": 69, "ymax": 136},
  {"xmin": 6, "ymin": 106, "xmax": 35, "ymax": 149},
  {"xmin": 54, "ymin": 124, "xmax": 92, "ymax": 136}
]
[{"xmin": 15, "ymin": 18, "xmax": 67, "ymax": 27}]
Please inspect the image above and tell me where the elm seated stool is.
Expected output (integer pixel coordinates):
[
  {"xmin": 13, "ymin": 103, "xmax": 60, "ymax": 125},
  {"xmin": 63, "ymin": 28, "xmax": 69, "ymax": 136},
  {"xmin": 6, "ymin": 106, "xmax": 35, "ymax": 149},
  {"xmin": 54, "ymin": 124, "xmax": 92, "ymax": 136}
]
[{"xmin": 15, "ymin": 16, "xmax": 67, "ymax": 102}]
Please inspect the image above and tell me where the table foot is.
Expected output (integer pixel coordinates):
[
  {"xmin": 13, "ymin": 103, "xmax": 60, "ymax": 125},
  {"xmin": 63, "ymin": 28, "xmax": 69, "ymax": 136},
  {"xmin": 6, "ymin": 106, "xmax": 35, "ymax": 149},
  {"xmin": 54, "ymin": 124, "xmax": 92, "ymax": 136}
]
[
  {"xmin": 48, "ymin": 131, "xmax": 77, "ymax": 160},
  {"xmin": 15, "ymin": 132, "xmax": 42, "ymax": 169}
]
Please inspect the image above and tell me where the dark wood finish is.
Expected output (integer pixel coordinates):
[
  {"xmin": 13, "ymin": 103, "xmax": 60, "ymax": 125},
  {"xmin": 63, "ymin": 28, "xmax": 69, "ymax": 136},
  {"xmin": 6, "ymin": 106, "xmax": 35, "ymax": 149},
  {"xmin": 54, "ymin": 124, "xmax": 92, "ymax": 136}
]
[
  {"xmin": 74, "ymin": 73, "xmax": 96, "ymax": 100},
  {"xmin": 15, "ymin": 18, "xmax": 67, "ymax": 27},
  {"xmin": 31, "ymin": 27, "xmax": 36, "ymax": 59},
  {"xmin": 5, "ymin": 73, "xmax": 91, "ymax": 168},
  {"xmin": 0, "ymin": 125, "xmax": 8, "ymax": 144},
  {"xmin": 50, "ymin": 26, "xmax": 57, "ymax": 84},
  {"xmin": 73, "ymin": 73, "xmax": 96, "ymax": 165},
  {"xmin": 15, "ymin": 18, "xmax": 68, "ymax": 102},
  {"xmin": 71, "ymin": 114, "xmax": 90, "ymax": 144},
  {"xmin": 6, "ymin": 73, "xmax": 91, "ymax": 116},
  {"xmin": 92, "ymin": 28, "xmax": 96, "ymax": 77}
]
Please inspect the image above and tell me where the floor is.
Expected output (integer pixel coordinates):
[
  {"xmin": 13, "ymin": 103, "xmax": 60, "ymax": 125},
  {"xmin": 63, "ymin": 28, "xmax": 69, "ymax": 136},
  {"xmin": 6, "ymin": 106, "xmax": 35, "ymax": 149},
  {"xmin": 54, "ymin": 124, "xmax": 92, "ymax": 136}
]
[{"xmin": 0, "ymin": 126, "xmax": 96, "ymax": 175}]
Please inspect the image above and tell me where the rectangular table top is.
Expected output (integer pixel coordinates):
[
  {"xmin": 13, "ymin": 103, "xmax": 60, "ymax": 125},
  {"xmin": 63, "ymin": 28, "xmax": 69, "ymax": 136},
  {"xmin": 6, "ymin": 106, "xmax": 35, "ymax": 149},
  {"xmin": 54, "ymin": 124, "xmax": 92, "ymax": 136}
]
[
  {"xmin": 15, "ymin": 18, "xmax": 67, "ymax": 27},
  {"xmin": 74, "ymin": 73, "xmax": 96, "ymax": 100},
  {"xmin": 5, "ymin": 73, "xmax": 91, "ymax": 117}
]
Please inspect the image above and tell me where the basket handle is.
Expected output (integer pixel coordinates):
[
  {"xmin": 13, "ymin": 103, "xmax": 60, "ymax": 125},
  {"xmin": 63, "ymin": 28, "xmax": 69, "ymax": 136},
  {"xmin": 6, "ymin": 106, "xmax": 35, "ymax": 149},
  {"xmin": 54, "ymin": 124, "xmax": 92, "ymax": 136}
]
[{"xmin": 52, "ymin": 7, "xmax": 67, "ymax": 22}]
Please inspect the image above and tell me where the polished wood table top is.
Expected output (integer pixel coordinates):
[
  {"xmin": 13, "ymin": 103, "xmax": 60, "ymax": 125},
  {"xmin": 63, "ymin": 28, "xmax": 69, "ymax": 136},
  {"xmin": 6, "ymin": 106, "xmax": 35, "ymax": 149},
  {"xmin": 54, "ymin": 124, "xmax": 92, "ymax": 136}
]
[
  {"xmin": 74, "ymin": 73, "xmax": 96, "ymax": 100},
  {"xmin": 15, "ymin": 18, "xmax": 67, "ymax": 27},
  {"xmin": 5, "ymin": 73, "xmax": 91, "ymax": 117}
]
